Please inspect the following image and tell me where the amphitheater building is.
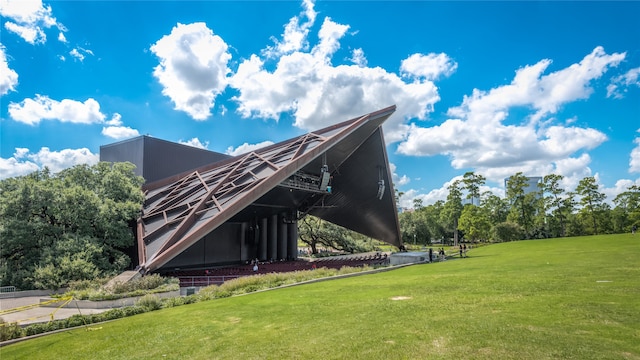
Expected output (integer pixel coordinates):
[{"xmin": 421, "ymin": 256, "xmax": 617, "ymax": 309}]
[{"xmin": 100, "ymin": 106, "xmax": 403, "ymax": 273}]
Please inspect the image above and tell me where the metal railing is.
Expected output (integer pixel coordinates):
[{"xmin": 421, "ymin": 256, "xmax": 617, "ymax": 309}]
[
  {"xmin": 178, "ymin": 275, "xmax": 241, "ymax": 287},
  {"xmin": 0, "ymin": 286, "xmax": 17, "ymax": 299}
]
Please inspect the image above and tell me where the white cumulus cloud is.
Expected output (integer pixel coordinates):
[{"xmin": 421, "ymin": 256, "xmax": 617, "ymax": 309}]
[
  {"xmin": 179, "ymin": 138, "xmax": 210, "ymax": 149},
  {"xmin": 150, "ymin": 0, "xmax": 450, "ymax": 143},
  {"xmin": 0, "ymin": 44, "xmax": 18, "ymax": 95},
  {"xmin": 101, "ymin": 113, "xmax": 140, "ymax": 139},
  {"xmin": 397, "ymin": 47, "xmax": 622, "ymax": 185},
  {"xmin": 263, "ymin": 0, "xmax": 317, "ymax": 58},
  {"xmin": 389, "ymin": 163, "xmax": 410, "ymax": 187},
  {"xmin": 400, "ymin": 53, "xmax": 458, "ymax": 81},
  {"xmin": 102, "ymin": 126, "xmax": 139, "ymax": 140},
  {"xmin": 607, "ymin": 67, "xmax": 640, "ymax": 99},
  {"xmin": 150, "ymin": 22, "xmax": 231, "ymax": 120},
  {"xmin": 0, "ymin": 147, "xmax": 99, "ymax": 180},
  {"xmin": 8, "ymin": 95, "xmax": 106, "ymax": 125},
  {"xmin": 0, "ymin": 0, "xmax": 61, "ymax": 44},
  {"xmin": 230, "ymin": 11, "xmax": 444, "ymax": 143},
  {"xmin": 225, "ymin": 141, "xmax": 275, "ymax": 156},
  {"xmin": 630, "ymin": 130, "xmax": 640, "ymax": 174}
]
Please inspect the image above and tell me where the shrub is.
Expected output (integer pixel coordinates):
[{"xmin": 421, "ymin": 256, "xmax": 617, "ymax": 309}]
[
  {"xmin": 68, "ymin": 277, "xmax": 109, "ymax": 291},
  {"xmin": 63, "ymin": 274, "xmax": 178, "ymax": 301},
  {"xmin": 0, "ymin": 318, "xmax": 25, "ymax": 341},
  {"xmin": 162, "ymin": 295, "xmax": 197, "ymax": 308},
  {"xmin": 136, "ymin": 294, "xmax": 162, "ymax": 311},
  {"xmin": 64, "ymin": 314, "xmax": 87, "ymax": 328},
  {"xmin": 491, "ymin": 222, "xmax": 524, "ymax": 242}
]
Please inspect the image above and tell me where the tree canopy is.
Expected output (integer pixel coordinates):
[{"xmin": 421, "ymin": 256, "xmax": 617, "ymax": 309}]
[
  {"xmin": 0, "ymin": 162, "xmax": 145, "ymax": 290},
  {"xmin": 399, "ymin": 171, "xmax": 639, "ymax": 246}
]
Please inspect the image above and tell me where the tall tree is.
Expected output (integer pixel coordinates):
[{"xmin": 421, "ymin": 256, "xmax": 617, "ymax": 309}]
[
  {"xmin": 413, "ymin": 198, "xmax": 424, "ymax": 210},
  {"xmin": 422, "ymin": 201, "xmax": 447, "ymax": 243},
  {"xmin": 399, "ymin": 208, "xmax": 431, "ymax": 246},
  {"xmin": 613, "ymin": 185, "xmax": 640, "ymax": 231},
  {"xmin": 462, "ymin": 171, "xmax": 486, "ymax": 205},
  {"xmin": 505, "ymin": 172, "xmax": 538, "ymax": 238},
  {"xmin": 440, "ymin": 180, "xmax": 463, "ymax": 246},
  {"xmin": 480, "ymin": 192, "xmax": 509, "ymax": 227},
  {"xmin": 575, "ymin": 176, "xmax": 607, "ymax": 235},
  {"xmin": 540, "ymin": 174, "xmax": 568, "ymax": 237}
]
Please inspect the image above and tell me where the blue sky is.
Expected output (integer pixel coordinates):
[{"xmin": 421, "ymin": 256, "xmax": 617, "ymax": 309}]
[{"xmin": 1, "ymin": 0, "xmax": 639, "ymax": 208}]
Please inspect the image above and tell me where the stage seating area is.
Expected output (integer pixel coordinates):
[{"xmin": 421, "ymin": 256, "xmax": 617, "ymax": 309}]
[{"xmin": 169, "ymin": 253, "xmax": 389, "ymax": 288}]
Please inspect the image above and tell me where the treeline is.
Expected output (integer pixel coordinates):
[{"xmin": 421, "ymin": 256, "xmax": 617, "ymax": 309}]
[
  {"xmin": 400, "ymin": 172, "xmax": 640, "ymax": 245},
  {"xmin": 0, "ymin": 162, "xmax": 145, "ymax": 290}
]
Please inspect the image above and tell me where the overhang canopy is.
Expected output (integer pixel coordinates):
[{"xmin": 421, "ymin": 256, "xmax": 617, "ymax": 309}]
[{"xmin": 138, "ymin": 106, "xmax": 402, "ymax": 272}]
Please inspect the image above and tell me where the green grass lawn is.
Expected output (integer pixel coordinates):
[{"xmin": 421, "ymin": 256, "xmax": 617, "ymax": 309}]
[{"xmin": 3, "ymin": 234, "xmax": 639, "ymax": 359}]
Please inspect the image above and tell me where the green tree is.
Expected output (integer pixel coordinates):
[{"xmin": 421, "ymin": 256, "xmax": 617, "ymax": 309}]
[
  {"xmin": 421, "ymin": 201, "xmax": 447, "ymax": 243},
  {"xmin": 505, "ymin": 172, "xmax": 538, "ymax": 238},
  {"xmin": 458, "ymin": 205, "xmax": 491, "ymax": 242},
  {"xmin": 575, "ymin": 176, "xmax": 607, "ymax": 235},
  {"xmin": 613, "ymin": 185, "xmax": 640, "ymax": 231},
  {"xmin": 413, "ymin": 198, "xmax": 424, "ymax": 210},
  {"xmin": 399, "ymin": 209, "xmax": 431, "ymax": 247},
  {"xmin": 0, "ymin": 162, "xmax": 144, "ymax": 289},
  {"xmin": 440, "ymin": 180, "xmax": 463, "ymax": 246},
  {"xmin": 298, "ymin": 216, "xmax": 373, "ymax": 254},
  {"xmin": 462, "ymin": 171, "xmax": 486, "ymax": 205},
  {"xmin": 481, "ymin": 192, "xmax": 509, "ymax": 227},
  {"xmin": 540, "ymin": 174, "xmax": 568, "ymax": 237}
]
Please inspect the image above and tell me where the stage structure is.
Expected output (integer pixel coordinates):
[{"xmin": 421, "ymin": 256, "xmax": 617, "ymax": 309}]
[{"xmin": 101, "ymin": 106, "xmax": 402, "ymax": 273}]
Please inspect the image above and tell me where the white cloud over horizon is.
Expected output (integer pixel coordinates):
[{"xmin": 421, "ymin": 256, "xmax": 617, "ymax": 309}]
[
  {"xmin": 0, "ymin": 147, "xmax": 99, "ymax": 180},
  {"xmin": 101, "ymin": 113, "xmax": 140, "ymax": 140},
  {"xmin": 397, "ymin": 46, "xmax": 623, "ymax": 187}
]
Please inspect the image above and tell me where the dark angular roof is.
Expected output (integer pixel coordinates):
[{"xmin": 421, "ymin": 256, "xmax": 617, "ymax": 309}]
[
  {"xmin": 100, "ymin": 135, "xmax": 230, "ymax": 183},
  {"xmin": 137, "ymin": 106, "xmax": 402, "ymax": 272}
]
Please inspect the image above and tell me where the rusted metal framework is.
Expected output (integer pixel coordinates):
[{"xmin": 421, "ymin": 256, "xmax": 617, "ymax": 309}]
[{"xmin": 137, "ymin": 106, "xmax": 402, "ymax": 272}]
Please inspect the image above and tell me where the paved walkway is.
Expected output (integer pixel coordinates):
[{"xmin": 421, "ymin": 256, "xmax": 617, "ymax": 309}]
[{"xmin": 0, "ymin": 296, "xmax": 108, "ymax": 326}]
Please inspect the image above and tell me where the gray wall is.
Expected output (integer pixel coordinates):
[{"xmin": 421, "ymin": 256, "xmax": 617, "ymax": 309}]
[{"xmin": 100, "ymin": 136, "xmax": 230, "ymax": 183}]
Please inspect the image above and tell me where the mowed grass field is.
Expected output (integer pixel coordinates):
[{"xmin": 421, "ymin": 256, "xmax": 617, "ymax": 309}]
[{"xmin": 3, "ymin": 234, "xmax": 639, "ymax": 359}]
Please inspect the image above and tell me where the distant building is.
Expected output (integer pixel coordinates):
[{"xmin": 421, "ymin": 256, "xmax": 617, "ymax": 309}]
[
  {"xmin": 504, "ymin": 176, "xmax": 543, "ymax": 199},
  {"xmin": 462, "ymin": 196, "xmax": 480, "ymax": 206}
]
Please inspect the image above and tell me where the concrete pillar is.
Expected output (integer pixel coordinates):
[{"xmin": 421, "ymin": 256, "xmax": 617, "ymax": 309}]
[
  {"xmin": 278, "ymin": 213, "xmax": 288, "ymax": 260},
  {"xmin": 259, "ymin": 217, "xmax": 268, "ymax": 261},
  {"xmin": 268, "ymin": 214, "xmax": 278, "ymax": 261},
  {"xmin": 287, "ymin": 221, "xmax": 298, "ymax": 260}
]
